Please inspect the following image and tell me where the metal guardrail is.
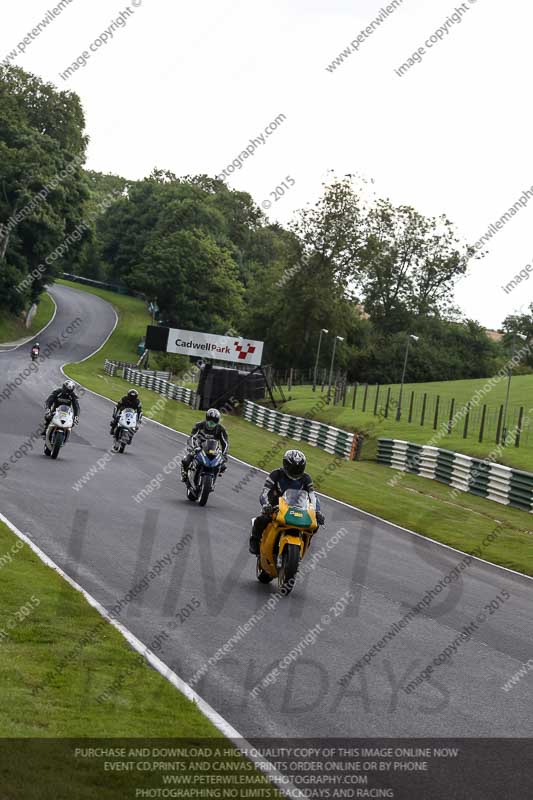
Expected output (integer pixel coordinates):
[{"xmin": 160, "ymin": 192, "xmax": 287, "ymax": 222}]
[
  {"xmin": 62, "ymin": 273, "xmax": 144, "ymax": 298},
  {"xmin": 377, "ymin": 438, "xmax": 533, "ymax": 512},
  {"xmin": 103, "ymin": 365, "xmax": 360, "ymax": 458},
  {"xmin": 243, "ymin": 400, "xmax": 357, "ymax": 460},
  {"xmin": 104, "ymin": 360, "xmax": 137, "ymax": 376},
  {"xmin": 123, "ymin": 368, "xmax": 193, "ymax": 405},
  {"xmin": 104, "ymin": 360, "xmax": 191, "ymax": 405}
]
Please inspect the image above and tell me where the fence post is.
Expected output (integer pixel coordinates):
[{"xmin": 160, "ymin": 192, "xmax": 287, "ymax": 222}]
[
  {"xmin": 352, "ymin": 383, "xmax": 358, "ymax": 410},
  {"xmin": 408, "ymin": 391, "xmax": 414, "ymax": 423},
  {"xmin": 447, "ymin": 398, "xmax": 455, "ymax": 434},
  {"xmin": 433, "ymin": 396, "xmax": 440, "ymax": 430},
  {"xmin": 373, "ymin": 384, "xmax": 380, "ymax": 416},
  {"xmin": 479, "ymin": 405, "xmax": 487, "ymax": 443},
  {"xmin": 362, "ymin": 384, "xmax": 369, "ymax": 413},
  {"xmin": 463, "ymin": 409, "xmax": 470, "ymax": 439},
  {"xmin": 385, "ymin": 388, "xmax": 391, "ymax": 418},
  {"xmin": 516, "ymin": 406, "xmax": 524, "ymax": 447},
  {"xmin": 420, "ymin": 393, "xmax": 427, "ymax": 426},
  {"xmin": 495, "ymin": 404, "xmax": 504, "ymax": 444}
]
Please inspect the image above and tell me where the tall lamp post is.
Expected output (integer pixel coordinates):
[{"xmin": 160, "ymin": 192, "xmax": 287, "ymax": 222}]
[
  {"xmin": 502, "ymin": 332, "xmax": 527, "ymax": 445},
  {"xmin": 327, "ymin": 335, "xmax": 344, "ymax": 404},
  {"xmin": 396, "ymin": 334, "xmax": 419, "ymax": 421},
  {"xmin": 313, "ymin": 328, "xmax": 329, "ymax": 392}
]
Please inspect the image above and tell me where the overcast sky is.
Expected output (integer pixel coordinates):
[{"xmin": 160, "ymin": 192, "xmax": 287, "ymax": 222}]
[{"xmin": 2, "ymin": 0, "xmax": 531, "ymax": 328}]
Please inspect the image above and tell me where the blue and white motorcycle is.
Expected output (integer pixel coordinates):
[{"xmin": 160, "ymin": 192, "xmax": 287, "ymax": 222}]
[{"xmin": 185, "ymin": 437, "xmax": 225, "ymax": 506}]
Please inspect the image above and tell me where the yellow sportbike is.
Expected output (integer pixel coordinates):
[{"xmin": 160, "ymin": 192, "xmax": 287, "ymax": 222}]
[{"xmin": 256, "ymin": 489, "xmax": 318, "ymax": 595}]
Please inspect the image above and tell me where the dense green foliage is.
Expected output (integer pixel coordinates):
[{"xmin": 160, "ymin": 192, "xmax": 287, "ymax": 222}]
[
  {"xmin": 0, "ymin": 66, "xmax": 88, "ymax": 316},
  {"xmin": 1, "ymin": 65, "xmax": 510, "ymax": 381}
]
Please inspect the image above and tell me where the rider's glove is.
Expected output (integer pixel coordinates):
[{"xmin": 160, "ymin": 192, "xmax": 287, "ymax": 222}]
[
  {"xmin": 316, "ymin": 511, "xmax": 325, "ymax": 526},
  {"xmin": 262, "ymin": 503, "xmax": 274, "ymax": 516}
]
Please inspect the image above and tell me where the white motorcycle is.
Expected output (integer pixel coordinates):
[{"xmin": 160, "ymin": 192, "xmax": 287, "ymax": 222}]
[
  {"xmin": 44, "ymin": 404, "xmax": 75, "ymax": 460},
  {"xmin": 113, "ymin": 409, "xmax": 138, "ymax": 453}
]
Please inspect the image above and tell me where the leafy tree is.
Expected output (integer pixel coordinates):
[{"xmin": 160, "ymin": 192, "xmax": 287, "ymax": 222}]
[
  {"xmin": 130, "ymin": 228, "xmax": 244, "ymax": 331},
  {"xmin": 0, "ymin": 65, "xmax": 88, "ymax": 312},
  {"xmin": 501, "ymin": 305, "xmax": 533, "ymax": 370},
  {"xmin": 356, "ymin": 201, "xmax": 473, "ymax": 331}
]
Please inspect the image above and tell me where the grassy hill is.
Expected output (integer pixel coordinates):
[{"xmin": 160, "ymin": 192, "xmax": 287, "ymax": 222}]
[{"xmin": 276, "ymin": 378, "xmax": 533, "ymax": 473}]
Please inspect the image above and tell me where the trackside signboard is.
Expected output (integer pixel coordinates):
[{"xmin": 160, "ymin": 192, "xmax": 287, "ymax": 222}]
[{"xmin": 145, "ymin": 325, "xmax": 264, "ymax": 366}]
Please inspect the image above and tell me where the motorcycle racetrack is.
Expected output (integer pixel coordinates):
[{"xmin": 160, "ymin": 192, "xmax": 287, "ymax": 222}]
[{"xmin": 0, "ymin": 282, "xmax": 532, "ymax": 743}]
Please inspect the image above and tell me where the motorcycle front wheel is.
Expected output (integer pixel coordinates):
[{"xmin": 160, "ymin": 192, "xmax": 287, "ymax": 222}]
[
  {"xmin": 51, "ymin": 432, "xmax": 64, "ymax": 460},
  {"xmin": 278, "ymin": 543, "xmax": 300, "ymax": 595},
  {"xmin": 198, "ymin": 474, "xmax": 213, "ymax": 506}
]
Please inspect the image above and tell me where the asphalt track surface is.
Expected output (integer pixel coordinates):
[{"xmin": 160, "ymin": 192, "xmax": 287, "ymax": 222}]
[{"xmin": 0, "ymin": 283, "xmax": 532, "ymax": 741}]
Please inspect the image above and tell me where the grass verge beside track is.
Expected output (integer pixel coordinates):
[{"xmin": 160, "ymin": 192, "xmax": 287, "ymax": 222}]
[
  {"xmin": 0, "ymin": 292, "xmax": 56, "ymax": 344},
  {"xmin": 0, "ymin": 520, "xmax": 283, "ymax": 797},
  {"xmin": 60, "ymin": 279, "xmax": 533, "ymax": 576},
  {"xmin": 0, "ymin": 518, "xmax": 220, "ymax": 738}
]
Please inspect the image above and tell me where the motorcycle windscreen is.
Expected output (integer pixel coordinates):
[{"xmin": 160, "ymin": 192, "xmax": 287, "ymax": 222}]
[
  {"xmin": 120, "ymin": 410, "xmax": 137, "ymax": 426},
  {"xmin": 54, "ymin": 404, "xmax": 74, "ymax": 426},
  {"xmin": 202, "ymin": 438, "xmax": 220, "ymax": 457},
  {"xmin": 282, "ymin": 489, "xmax": 313, "ymax": 528}
]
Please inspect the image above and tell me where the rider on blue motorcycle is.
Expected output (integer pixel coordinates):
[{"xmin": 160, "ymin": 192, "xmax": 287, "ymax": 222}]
[{"xmin": 181, "ymin": 408, "xmax": 229, "ymax": 481}]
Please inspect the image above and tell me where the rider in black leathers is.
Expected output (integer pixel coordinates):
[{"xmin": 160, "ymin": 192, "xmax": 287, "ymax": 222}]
[
  {"xmin": 249, "ymin": 449, "xmax": 325, "ymax": 554},
  {"xmin": 42, "ymin": 380, "xmax": 80, "ymax": 435},
  {"xmin": 181, "ymin": 408, "xmax": 229, "ymax": 481},
  {"xmin": 110, "ymin": 389, "xmax": 143, "ymax": 435}
]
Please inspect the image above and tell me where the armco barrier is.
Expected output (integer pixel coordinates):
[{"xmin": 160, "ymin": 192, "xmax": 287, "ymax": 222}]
[
  {"xmin": 104, "ymin": 360, "xmax": 171, "ymax": 381},
  {"xmin": 123, "ymin": 368, "xmax": 193, "ymax": 406},
  {"xmin": 103, "ymin": 369, "xmax": 358, "ymax": 457},
  {"xmin": 377, "ymin": 438, "xmax": 533, "ymax": 512},
  {"xmin": 104, "ymin": 359, "xmax": 137, "ymax": 377},
  {"xmin": 243, "ymin": 400, "xmax": 357, "ymax": 460},
  {"xmin": 62, "ymin": 272, "xmax": 144, "ymax": 298},
  {"xmin": 104, "ymin": 360, "xmax": 193, "ymax": 405}
]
